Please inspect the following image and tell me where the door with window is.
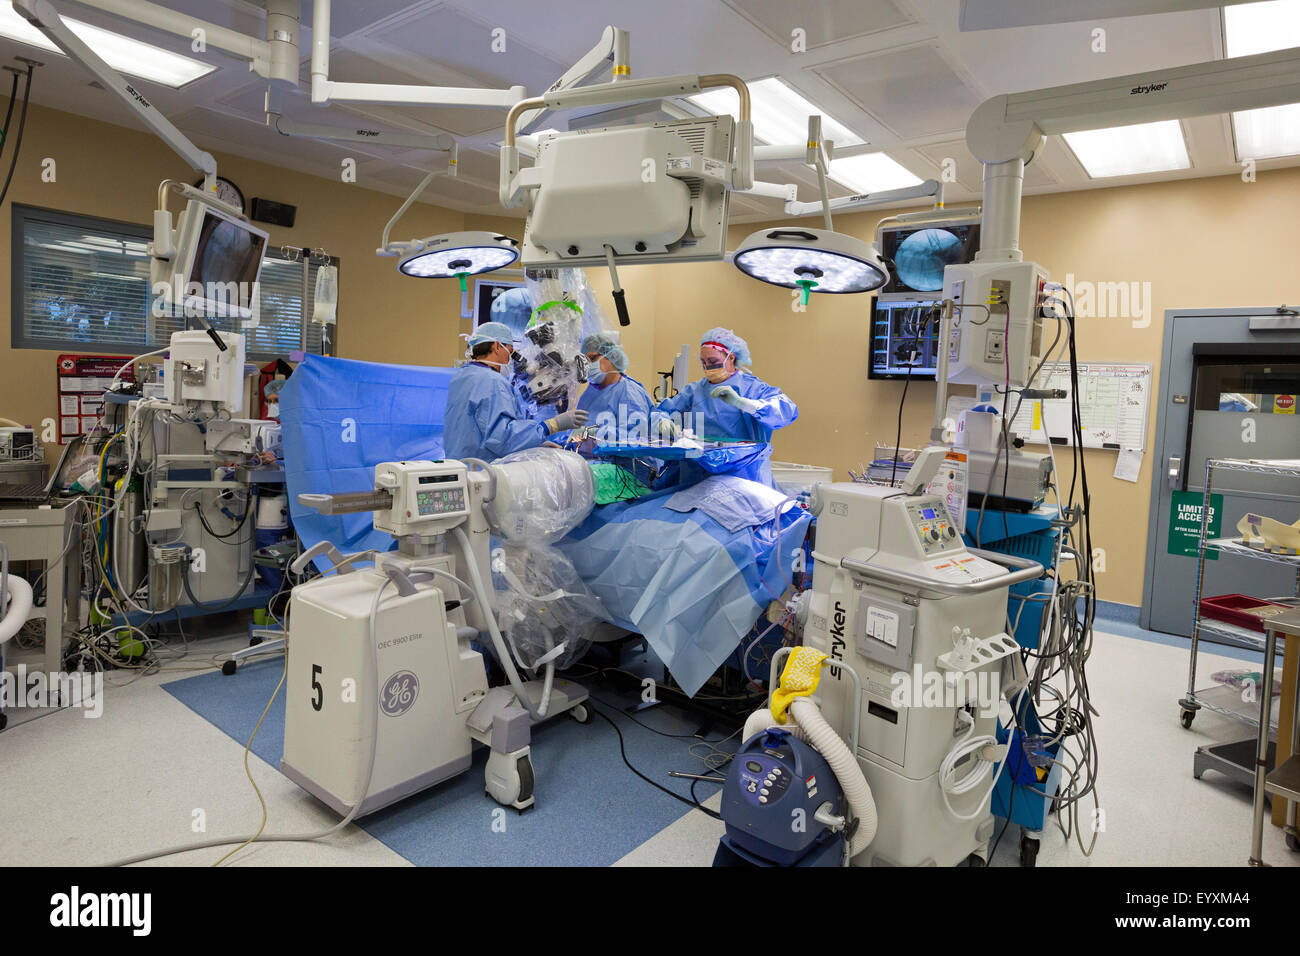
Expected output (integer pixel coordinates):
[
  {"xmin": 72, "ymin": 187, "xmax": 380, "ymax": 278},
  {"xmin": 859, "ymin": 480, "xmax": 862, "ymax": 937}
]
[{"xmin": 1143, "ymin": 310, "xmax": 1300, "ymax": 639}]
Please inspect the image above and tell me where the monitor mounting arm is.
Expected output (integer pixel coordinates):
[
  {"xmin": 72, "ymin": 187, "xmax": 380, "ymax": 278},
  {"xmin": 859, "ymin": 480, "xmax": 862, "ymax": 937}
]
[{"xmin": 14, "ymin": 0, "xmax": 219, "ymax": 191}]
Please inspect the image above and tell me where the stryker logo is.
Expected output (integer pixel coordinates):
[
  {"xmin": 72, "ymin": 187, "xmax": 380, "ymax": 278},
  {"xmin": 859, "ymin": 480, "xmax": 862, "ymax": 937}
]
[
  {"xmin": 50, "ymin": 886, "xmax": 151, "ymax": 936},
  {"xmin": 1130, "ymin": 82, "xmax": 1168, "ymax": 95},
  {"xmin": 828, "ymin": 600, "xmax": 847, "ymax": 677},
  {"xmin": 124, "ymin": 84, "xmax": 151, "ymax": 108},
  {"xmin": 356, "ymin": 129, "xmax": 381, "ymax": 136}
]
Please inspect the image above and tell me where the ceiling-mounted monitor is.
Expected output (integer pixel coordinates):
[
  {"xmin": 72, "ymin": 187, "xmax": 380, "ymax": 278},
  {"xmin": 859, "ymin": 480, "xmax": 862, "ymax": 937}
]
[{"xmin": 869, "ymin": 215, "xmax": 981, "ymax": 380}]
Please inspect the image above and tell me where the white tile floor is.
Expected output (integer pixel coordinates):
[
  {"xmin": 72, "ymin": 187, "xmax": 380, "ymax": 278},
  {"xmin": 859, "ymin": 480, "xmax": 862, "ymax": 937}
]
[{"xmin": 1, "ymin": 624, "xmax": 1296, "ymax": 867}]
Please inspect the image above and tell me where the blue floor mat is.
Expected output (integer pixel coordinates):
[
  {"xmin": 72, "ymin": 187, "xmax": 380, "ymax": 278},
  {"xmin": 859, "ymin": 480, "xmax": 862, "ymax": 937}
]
[{"xmin": 162, "ymin": 654, "xmax": 738, "ymax": 866}]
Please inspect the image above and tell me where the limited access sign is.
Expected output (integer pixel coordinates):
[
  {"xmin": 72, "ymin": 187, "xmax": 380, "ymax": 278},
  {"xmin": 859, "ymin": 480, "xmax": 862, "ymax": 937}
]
[{"xmin": 1168, "ymin": 490, "xmax": 1223, "ymax": 558}]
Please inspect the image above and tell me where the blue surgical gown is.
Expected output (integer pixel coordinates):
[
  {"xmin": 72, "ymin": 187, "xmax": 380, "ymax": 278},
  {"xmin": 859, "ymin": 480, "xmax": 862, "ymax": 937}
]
[
  {"xmin": 652, "ymin": 371, "xmax": 798, "ymax": 485},
  {"xmin": 444, "ymin": 362, "xmax": 549, "ymax": 461},
  {"xmin": 578, "ymin": 374, "xmax": 657, "ymax": 483}
]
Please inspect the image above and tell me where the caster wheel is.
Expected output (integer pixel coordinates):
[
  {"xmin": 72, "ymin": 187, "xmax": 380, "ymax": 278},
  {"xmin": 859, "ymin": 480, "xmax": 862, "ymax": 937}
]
[
  {"xmin": 222, "ymin": 660, "xmax": 237, "ymax": 676},
  {"xmin": 516, "ymin": 755, "xmax": 535, "ymax": 806},
  {"xmin": 1180, "ymin": 708, "xmax": 1195, "ymax": 729},
  {"xmin": 569, "ymin": 703, "xmax": 592, "ymax": 724},
  {"xmin": 1020, "ymin": 834, "xmax": 1040, "ymax": 868},
  {"xmin": 1286, "ymin": 832, "xmax": 1299, "ymax": 853}
]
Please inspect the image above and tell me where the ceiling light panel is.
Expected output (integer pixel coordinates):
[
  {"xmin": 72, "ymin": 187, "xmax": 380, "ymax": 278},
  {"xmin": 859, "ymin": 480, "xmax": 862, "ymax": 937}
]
[{"xmin": 0, "ymin": 6, "xmax": 214, "ymax": 88}]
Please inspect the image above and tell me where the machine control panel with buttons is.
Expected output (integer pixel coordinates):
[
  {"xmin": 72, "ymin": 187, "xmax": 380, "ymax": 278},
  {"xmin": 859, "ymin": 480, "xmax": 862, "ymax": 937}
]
[{"xmin": 905, "ymin": 496, "xmax": 961, "ymax": 556}]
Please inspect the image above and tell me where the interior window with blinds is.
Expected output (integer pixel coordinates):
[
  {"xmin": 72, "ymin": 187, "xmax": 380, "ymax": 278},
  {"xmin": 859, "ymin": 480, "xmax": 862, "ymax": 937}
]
[{"xmin": 12, "ymin": 204, "xmax": 336, "ymax": 358}]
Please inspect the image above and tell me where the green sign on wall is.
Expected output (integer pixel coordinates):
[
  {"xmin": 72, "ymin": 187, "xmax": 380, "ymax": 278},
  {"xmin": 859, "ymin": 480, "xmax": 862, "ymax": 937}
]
[{"xmin": 1168, "ymin": 490, "xmax": 1223, "ymax": 558}]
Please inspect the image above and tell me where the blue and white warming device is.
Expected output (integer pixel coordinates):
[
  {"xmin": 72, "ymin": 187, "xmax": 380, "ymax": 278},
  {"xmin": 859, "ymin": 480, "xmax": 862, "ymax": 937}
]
[{"xmin": 715, "ymin": 727, "xmax": 847, "ymax": 867}]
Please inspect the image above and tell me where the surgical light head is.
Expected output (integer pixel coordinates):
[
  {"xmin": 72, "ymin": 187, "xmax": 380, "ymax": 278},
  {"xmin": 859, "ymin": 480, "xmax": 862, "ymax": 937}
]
[
  {"xmin": 398, "ymin": 231, "xmax": 520, "ymax": 291},
  {"xmin": 733, "ymin": 227, "xmax": 889, "ymax": 306}
]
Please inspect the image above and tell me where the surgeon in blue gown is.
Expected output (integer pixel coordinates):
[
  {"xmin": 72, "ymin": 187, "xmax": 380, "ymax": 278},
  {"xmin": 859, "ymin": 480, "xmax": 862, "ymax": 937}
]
[
  {"xmin": 576, "ymin": 330, "xmax": 657, "ymax": 483},
  {"xmin": 444, "ymin": 321, "xmax": 588, "ymax": 461},
  {"xmin": 651, "ymin": 327, "xmax": 797, "ymax": 486}
]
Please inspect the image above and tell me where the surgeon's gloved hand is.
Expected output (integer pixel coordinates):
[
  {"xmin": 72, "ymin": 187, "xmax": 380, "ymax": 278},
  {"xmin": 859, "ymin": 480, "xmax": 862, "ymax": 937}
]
[
  {"xmin": 711, "ymin": 384, "xmax": 761, "ymax": 414},
  {"xmin": 657, "ymin": 417, "xmax": 682, "ymax": 440},
  {"xmin": 546, "ymin": 408, "xmax": 589, "ymax": 435}
]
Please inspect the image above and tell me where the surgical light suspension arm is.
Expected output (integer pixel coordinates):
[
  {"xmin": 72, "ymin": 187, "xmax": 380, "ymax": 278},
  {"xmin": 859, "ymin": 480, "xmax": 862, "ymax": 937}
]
[
  {"xmin": 512, "ymin": 25, "xmax": 631, "ymax": 136},
  {"xmin": 309, "ymin": 0, "xmax": 523, "ymax": 108},
  {"xmin": 14, "ymin": 0, "xmax": 218, "ymax": 190}
]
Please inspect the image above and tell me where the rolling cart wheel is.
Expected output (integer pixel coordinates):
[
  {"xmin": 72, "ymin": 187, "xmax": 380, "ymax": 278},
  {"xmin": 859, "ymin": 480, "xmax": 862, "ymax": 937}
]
[
  {"xmin": 1286, "ymin": 832, "xmax": 1299, "ymax": 853},
  {"xmin": 222, "ymin": 660, "xmax": 237, "ymax": 676},
  {"xmin": 569, "ymin": 703, "xmax": 592, "ymax": 724},
  {"xmin": 1020, "ymin": 834, "xmax": 1040, "ymax": 868},
  {"xmin": 1180, "ymin": 708, "xmax": 1195, "ymax": 729}
]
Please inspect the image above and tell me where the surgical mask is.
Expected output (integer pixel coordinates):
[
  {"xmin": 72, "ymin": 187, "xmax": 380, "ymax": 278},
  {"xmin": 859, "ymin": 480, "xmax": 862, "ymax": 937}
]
[
  {"xmin": 586, "ymin": 367, "xmax": 608, "ymax": 386},
  {"xmin": 703, "ymin": 364, "xmax": 732, "ymax": 384}
]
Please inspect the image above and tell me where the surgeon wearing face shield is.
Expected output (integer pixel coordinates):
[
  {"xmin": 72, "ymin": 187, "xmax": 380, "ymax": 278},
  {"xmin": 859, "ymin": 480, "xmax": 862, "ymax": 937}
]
[
  {"xmin": 651, "ymin": 327, "xmax": 797, "ymax": 486},
  {"xmin": 575, "ymin": 330, "xmax": 657, "ymax": 482},
  {"xmin": 444, "ymin": 321, "xmax": 588, "ymax": 461}
]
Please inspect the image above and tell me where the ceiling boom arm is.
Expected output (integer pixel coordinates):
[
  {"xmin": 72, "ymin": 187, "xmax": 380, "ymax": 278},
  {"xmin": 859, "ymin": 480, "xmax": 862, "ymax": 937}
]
[
  {"xmin": 13, "ymin": 0, "xmax": 217, "ymax": 187},
  {"xmin": 968, "ymin": 45, "xmax": 1300, "ymax": 261}
]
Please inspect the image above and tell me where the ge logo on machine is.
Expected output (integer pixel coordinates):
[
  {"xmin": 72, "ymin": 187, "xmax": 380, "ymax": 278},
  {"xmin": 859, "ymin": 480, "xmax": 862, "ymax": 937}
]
[{"xmin": 381, "ymin": 670, "xmax": 419, "ymax": 717}]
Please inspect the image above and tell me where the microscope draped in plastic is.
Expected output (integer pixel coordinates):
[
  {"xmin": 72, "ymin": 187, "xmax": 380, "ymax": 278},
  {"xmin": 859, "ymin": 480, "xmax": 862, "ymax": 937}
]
[{"xmin": 487, "ymin": 447, "xmax": 611, "ymax": 672}]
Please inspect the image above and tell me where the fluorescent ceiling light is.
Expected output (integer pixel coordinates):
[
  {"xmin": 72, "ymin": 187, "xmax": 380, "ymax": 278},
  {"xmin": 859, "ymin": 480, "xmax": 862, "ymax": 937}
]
[
  {"xmin": 825, "ymin": 153, "xmax": 923, "ymax": 193},
  {"xmin": 1224, "ymin": 1, "xmax": 1300, "ymax": 159},
  {"xmin": 1063, "ymin": 120, "xmax": 1190, "ymax": 178},
  {"xmin": 1223, "ymin": 0, "xmax": 1300, "ymax": 57},
  {"xmin": 690, "ymin": 78, "xmax": 865, "ymax": 150},
  {"xmin": 1232, "ymin": 102, "xmax": 1300, "ymax": 160},
  {"xmin": 0, "ymin": 6, "xmax": 214, "ymax": 88},
  {"xmin": 688, "ymin": 77, "xmax": 920, "ymax": 194}
]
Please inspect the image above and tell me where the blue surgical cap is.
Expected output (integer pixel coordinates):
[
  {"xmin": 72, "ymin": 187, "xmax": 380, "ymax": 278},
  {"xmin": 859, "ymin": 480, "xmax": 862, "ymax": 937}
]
[
  {"xmin": 700, "ymin": 327, "xmax": 751, "ymax": 368},
  {"xmin": 582, "ymin": 330, "xmax": 629, "ymax": 372},
  {"xmin": 467, "ymin": 321, "xmax": 516, "ymax": 349},
  {"xmin": 490, "ymin": 287, "xmax": 533, "ymax": 339}
]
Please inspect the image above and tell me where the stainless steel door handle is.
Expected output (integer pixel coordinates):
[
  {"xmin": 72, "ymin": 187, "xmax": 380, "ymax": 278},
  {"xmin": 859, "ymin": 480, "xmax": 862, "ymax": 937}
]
[{"xmin": 1168, "ymin": 457, "xmax": 1182, "ymax": 489}]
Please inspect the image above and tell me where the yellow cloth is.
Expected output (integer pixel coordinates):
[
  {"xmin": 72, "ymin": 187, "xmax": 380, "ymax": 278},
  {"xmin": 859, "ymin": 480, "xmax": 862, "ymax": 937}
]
[{"xmin": 771, "ymin": 648, "xmax": 828, "ymax": 723}]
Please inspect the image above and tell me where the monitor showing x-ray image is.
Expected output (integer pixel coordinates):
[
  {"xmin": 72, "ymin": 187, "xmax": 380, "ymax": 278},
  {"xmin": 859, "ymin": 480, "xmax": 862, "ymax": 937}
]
[
  {"xmin": 879, "ymin": 221, "xmax": 980, "ymax": 295},
  {"xmin": 869, "ymin": 217, "xmax": 981, "ymax": 380}
]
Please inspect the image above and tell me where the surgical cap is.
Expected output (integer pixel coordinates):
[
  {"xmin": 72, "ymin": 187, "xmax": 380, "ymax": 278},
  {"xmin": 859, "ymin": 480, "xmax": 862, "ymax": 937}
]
[
  {"xmin": 582, "ymin": 330, "xmax": 629, "ymax": 372},
  {"xmin": 467, "ymin": 321, "xmax": 516, "ymax": 349},
  {"xmin": 490, "ymin": 287, "xmax": 534, "ymax": 339},
  {"xmin": 700, "ymin": 327, "xmax": 751, "ymax": 368}
]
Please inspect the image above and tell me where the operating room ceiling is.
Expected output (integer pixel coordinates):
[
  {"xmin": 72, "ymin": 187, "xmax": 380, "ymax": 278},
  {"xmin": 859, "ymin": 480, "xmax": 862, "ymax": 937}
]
[{"xmin": 0, "ymin": 0, "xmax": 1283, "ymax": 221}]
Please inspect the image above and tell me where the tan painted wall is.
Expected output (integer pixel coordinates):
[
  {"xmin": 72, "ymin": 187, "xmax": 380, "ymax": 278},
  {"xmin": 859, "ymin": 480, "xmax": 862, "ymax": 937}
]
[
  {"xmin": 649, "ymin": 167, "xmax": 1300, "ymax": 605},
  {"xmin": 0, "ymin": 102, "xmax": 468, "ymax": 444},
  {"xmin": 6, "ymin": 103, "xmax": 1298, "ymax": 607}
]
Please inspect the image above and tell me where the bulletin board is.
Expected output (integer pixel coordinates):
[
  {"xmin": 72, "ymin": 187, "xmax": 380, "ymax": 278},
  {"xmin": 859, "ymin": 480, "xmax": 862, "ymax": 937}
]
[
  {"xmin": 1007, "ymin": 362, "xmax": 1152, "ymax": 451},
  {"xmin": 56, "ymin": 354, "xmax": 132, "ymax": 444}
]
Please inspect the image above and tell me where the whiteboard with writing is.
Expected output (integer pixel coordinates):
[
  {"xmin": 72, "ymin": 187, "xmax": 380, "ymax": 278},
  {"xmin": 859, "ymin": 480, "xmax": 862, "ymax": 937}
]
[{"xmin": 1008, "ymin": 362, "xmax": 1152, "ymax": 451}]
